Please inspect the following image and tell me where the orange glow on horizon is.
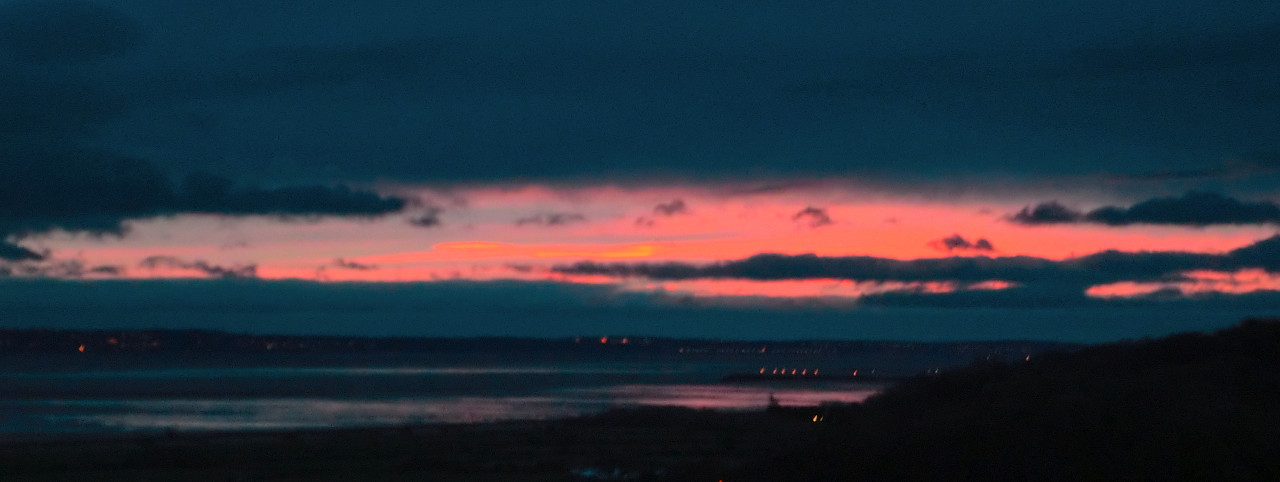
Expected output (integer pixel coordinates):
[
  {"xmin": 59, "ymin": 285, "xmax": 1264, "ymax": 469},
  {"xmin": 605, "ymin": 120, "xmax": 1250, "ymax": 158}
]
[
  {"xmin": 352, "ymin": 242, "xmax": 661, "ymax": 265},
  {"xmin": 1086, "ymin": 269, "xmax": 1280, "ymax": 298},
  {"xmin": 32, "ymin": 182, "xmax": 1276, "ymax": 307}
]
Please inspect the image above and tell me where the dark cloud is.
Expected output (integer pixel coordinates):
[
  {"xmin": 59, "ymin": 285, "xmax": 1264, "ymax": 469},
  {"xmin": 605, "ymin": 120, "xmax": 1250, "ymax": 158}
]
[
  {"xmin": 857, "ymin": 284, "xmax": 1280, "ymax": 311},
  {"xmin": 332, "ymin": 258, "xmax": 377, "ymax": 271},
  {"xmin": 0, "ymin": 278, "xmax": 1271, "ymax": 342},
  {"xmin": 1220, "ymin": 235, "xmax": 1280, "ymax": 271},
  {"xmin": 153, "ymin": 38, "xmax": 436, "ymax": 102},
  {"xmin": 1112, "ymin": 154, "xmax": 1280, "ymax": 182},
  {"xmin": 177, "ymin": 172, "xmax": 408, "ymax": 218},
  {"xmin": 930, "ymin": 234, "xmax": 995, "ymax": 253},
  {"xmin": 407, "ymin": 207, "xmax": 443, "ymax": 228},
  {"xmin": 515, "ymin": 212, "xmax": 588, "ymax": 227},
  {"xmin": 0, "ymin": 67, "xmax": 127, "ymax": 138},
  {"xmin": 718, "ymin": 182, "xmax": 819, "ymax": 197},
  {"xmin": 87, "ymin": 265, "xmax": 125, "ymax": 276},
  {"xmin": 0, "ymin": 259, "xmax": 123, "ymax": 278},
  {"xmin": 1053, "ymin": 21, "xmax": 1280, "ymax": 79},
  {"xmin": 0, "ymin": 149, "xmax": 173, "ymax": 238},
  {"xmin": 1011, "ymin": 192, "xmax": 1280, "ymax": 227},
  {"xmin": 1008, "ymin": 201, "xmax": 1085, "ymax": 225},
  {"xmin": 0, "ymin": 242, "xmax": 45, "ymax": 261},
  {"xmin": 653, "ymin": 199, "xmax": 688, "ymax": 217},
  {"xmin": 0, "ymin": 3, "xmax": 137, "ymax": 139},
  {"xmin": 0, "ymin": 1, "xmax": 1266, "ymax": 186},
  {"xmin": 139, "ymin": 256, "xmax": 257, "ymax": 279},
  {"xmin": 554, "ymin": 235, "xmax": 1280, "ymax": 288},
  {"xmin": 557, "ymin": 253, "xmax": 1063, "ymax": 284},
  {"xmin": 635, "ymin": 199, "xmax": 690, "ymax": 227},
  {"xmin": 1087, "ymin": 192, "xmax": 1280, "ymax": 226},
  {"xmin": 792, "ymin": 207, "xmax": 833, "ymax": 228},
  {"xmin": 0, "ymin": 147, "xmax": 410, "ymax": 255},
  {"xmin": 857, "ymin": 285, "xmax": 1093, "ymax": 309},
  {"xmin": 0, "ymin": 1, "xmax": 145, "ymax": 64}
]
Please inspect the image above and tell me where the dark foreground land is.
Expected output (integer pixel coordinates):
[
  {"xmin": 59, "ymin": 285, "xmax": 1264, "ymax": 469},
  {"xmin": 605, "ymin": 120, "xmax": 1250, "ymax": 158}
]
[
  {"xmin": 3, "ymin": 318, "xmax": 1279, "ymax": 481},
  {"xmin": 0, "ymin": 407, "xmax": 812, "ymax": 481}
]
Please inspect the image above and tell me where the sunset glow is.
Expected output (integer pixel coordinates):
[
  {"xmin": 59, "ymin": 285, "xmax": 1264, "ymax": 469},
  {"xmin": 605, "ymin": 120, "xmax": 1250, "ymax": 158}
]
[
  {"xmin": 2, "ymin": 0, "xmax": 1278, "ymax": 341},
  {"xmin": 14, "ymin": 184, "xmax": 1278, "ymax": 306},
  {"xmin": 1087, "ymin": 269, "xmax": 1280, "ymax": 298}
]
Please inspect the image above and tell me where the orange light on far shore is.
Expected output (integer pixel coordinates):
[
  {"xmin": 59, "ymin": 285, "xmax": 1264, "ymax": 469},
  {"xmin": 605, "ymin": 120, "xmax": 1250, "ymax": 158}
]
[{"xmin": 77, "ymin": 344, "xmax": 85, "ymax": 353}]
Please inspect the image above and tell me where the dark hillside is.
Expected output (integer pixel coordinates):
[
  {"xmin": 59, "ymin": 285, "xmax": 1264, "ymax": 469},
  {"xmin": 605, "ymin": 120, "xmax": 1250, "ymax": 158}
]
[{"xmin": 740, "ymin": 318, "xmax": 1280, "ymax": 481}]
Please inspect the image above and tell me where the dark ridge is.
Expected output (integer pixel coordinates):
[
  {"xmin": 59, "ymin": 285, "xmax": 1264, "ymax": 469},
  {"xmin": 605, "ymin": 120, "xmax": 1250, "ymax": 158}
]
[
  {"xmin": 734, "ymin": 317, "xmax": 1280, "ymax": 481},
  {"xmin": 0, "ymin": 328, "xmax": 1072, "ymax": 357}
]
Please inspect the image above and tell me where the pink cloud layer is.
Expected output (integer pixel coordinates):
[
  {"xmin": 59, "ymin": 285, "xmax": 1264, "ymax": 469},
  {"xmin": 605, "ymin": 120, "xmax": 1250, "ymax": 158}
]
[{"xmin": 21, "ymin": 183, "xmax": 1278, "ymax": 302}]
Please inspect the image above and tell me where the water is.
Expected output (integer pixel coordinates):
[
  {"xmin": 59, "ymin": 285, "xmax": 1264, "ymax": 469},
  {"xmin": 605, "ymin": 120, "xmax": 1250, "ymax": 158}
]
[{"xmin": 0, "ymin": 362, "xmax": 880, "ymax": 435}]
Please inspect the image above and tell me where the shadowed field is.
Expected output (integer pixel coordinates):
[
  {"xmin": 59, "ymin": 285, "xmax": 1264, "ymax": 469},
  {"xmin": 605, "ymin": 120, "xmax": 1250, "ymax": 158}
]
[{"xmin": 0, "ymin": 406, "xmax": 816, "ymax": 481}]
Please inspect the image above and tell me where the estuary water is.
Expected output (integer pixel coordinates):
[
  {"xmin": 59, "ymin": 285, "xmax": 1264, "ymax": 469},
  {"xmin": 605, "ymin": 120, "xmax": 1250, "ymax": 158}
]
[{"xmin": 0, "ymin": 362, "xmax": 880, "ymax": 435}]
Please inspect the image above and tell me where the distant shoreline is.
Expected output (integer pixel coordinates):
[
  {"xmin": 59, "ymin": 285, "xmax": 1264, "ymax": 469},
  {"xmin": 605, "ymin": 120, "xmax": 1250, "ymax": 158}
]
[{"xmin": 0, "ymin": 327, "xmax": 1075, "ymax": 358}]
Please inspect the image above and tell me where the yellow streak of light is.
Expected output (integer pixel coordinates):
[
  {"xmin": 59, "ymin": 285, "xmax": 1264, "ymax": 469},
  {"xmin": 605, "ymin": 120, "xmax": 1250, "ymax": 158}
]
[{"xmin": 533, "ymin": 244, "xmax": 656, "ymax": 259}]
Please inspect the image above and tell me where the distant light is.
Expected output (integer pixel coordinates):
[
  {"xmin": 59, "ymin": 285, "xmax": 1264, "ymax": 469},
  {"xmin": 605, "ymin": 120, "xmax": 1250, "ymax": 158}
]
[
  {"xmin": 77, "ymin": 344, "xmax": 85, "ymax": 353},
  {"xmin": 620, "ymin": 338, "xmax": 629, "ymax": 344},
  {"xmin": 760, "ymin": 368, "xmax": 765, "ymax": 374},
  {"xmin": 852, "ymin": 370, "xmax": 857, "ymax": 376},
  {"xmin": 600, "ymin": 336, "xmax": 608, "ymax": 344},
  {"xmin": 1025, "ymin": 355, "xmax": 1031, "ymax": 361}
]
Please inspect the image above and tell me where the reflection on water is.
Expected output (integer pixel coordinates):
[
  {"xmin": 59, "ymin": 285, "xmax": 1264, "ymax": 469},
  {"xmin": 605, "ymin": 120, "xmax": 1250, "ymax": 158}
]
[
  {"xmin": 6, "ymin": 364, "xmax": 695, "ymax": 379},
  {"xmin": 0, "ymin": 362, "xmax": 882, "ymax": 435},
  {"xmin": 574, "ymin": 384, "xmax": 876, "ymax": 409},
  {"xmin": 1, "ymin": 384, "xmax": 878, "ymax": 434},
  {"xmin": 15, "ymin": 397, "xmax": 585, "ymax": 431}
]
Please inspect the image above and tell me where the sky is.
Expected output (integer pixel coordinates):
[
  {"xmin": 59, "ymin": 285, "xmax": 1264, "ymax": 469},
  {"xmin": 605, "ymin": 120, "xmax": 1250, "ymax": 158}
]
[{"xmin": 2, "ymin": 1, "xmax": 1279, "ymax": 341}]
